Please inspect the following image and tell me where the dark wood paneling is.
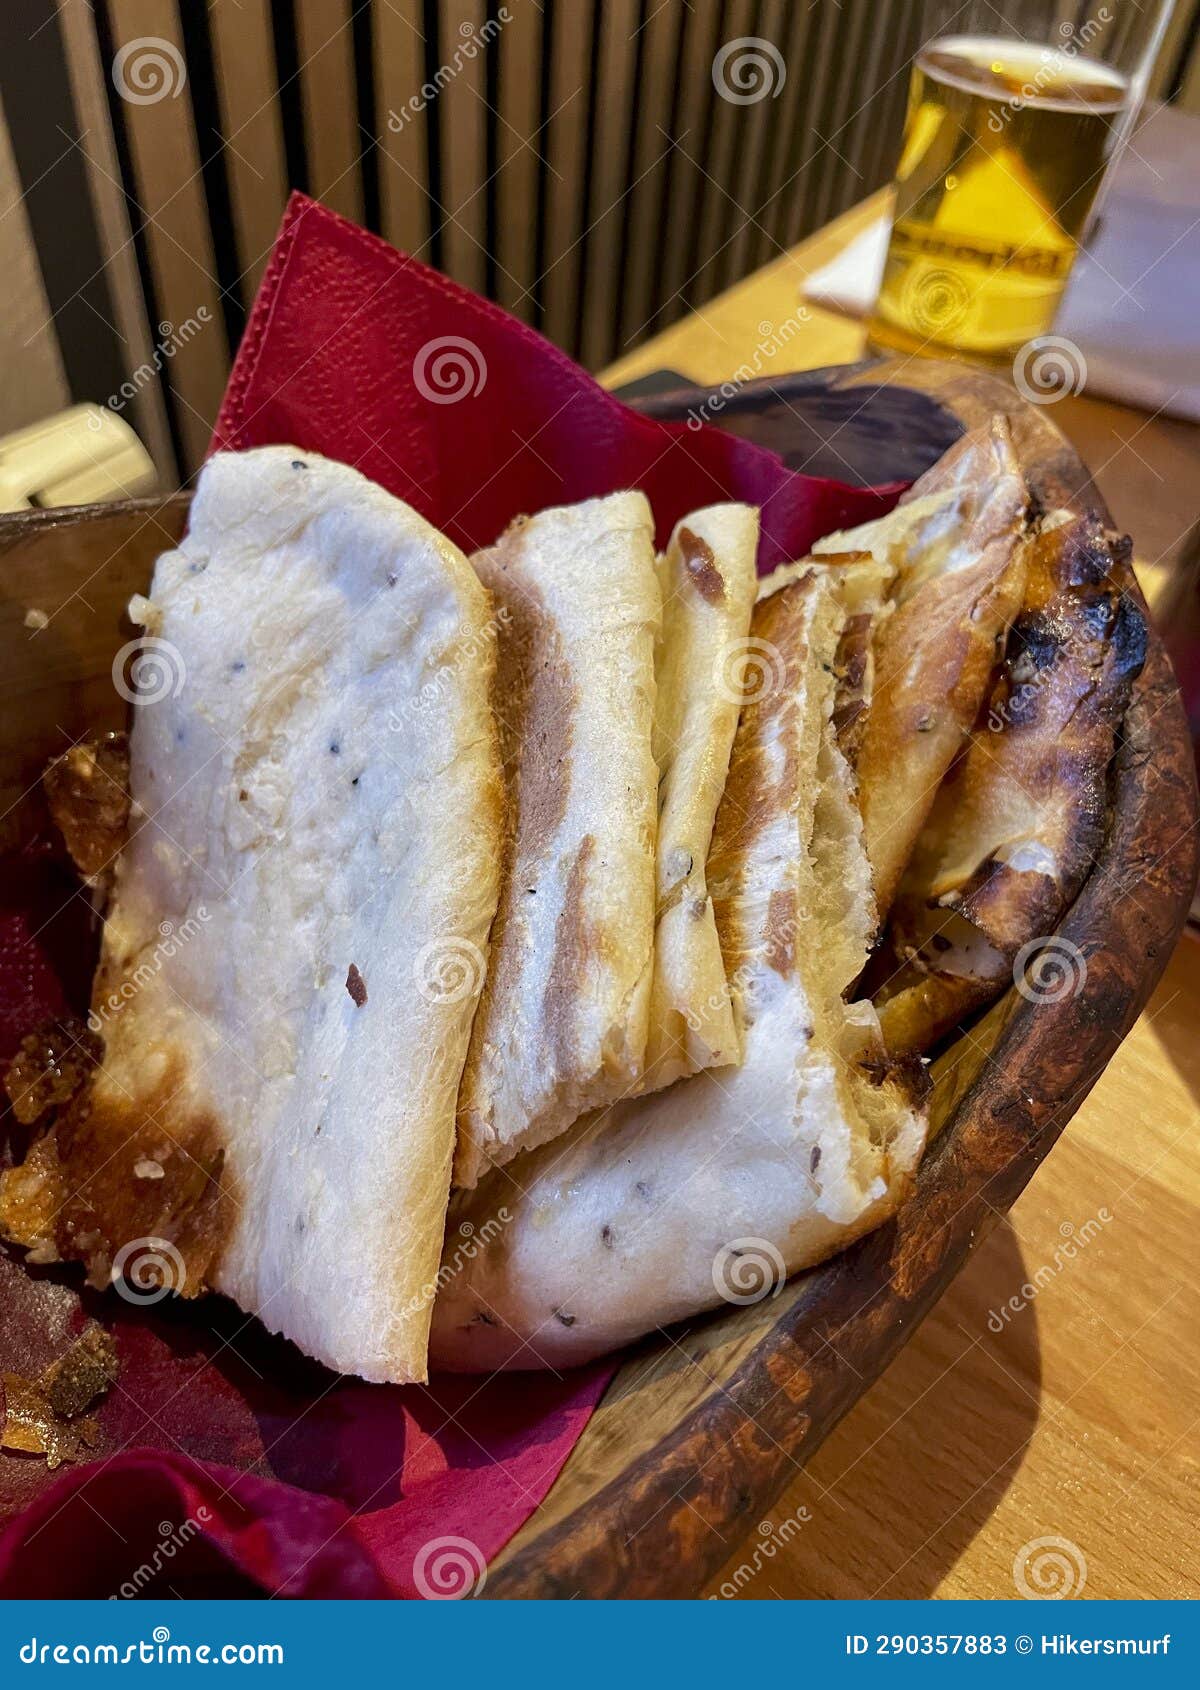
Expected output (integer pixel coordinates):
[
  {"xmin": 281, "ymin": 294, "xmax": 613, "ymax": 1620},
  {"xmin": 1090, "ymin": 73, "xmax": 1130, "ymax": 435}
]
[{"xmin": 26, "ymin": 0, "xmax": 1192, "ymax": 474}]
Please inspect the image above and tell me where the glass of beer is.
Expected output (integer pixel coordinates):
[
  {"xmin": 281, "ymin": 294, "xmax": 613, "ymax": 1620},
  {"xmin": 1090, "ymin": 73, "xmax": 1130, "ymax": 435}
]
[{"xmin": 867, "ymin": 0, "xmax": 1176, "ymax": 360}]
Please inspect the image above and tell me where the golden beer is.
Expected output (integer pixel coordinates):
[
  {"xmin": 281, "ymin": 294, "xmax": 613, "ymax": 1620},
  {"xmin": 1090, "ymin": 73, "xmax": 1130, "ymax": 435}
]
[{"xmin": 868, "ymin": 34, "xmax": 1128, "ymax": 357}]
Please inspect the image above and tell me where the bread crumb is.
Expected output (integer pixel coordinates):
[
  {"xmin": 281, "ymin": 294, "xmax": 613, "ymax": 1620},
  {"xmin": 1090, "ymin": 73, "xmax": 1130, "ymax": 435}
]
[
  {"xmin": 127, "ymin": 593, "xmax": 163, "ymax": 634},
  {"xmin": 24, "ymin": 608, "xmax": 49, "ymax": 632}
]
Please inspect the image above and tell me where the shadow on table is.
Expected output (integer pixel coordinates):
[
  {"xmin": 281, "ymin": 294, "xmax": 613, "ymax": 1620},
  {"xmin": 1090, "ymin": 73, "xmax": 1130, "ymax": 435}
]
[
  {"xmin": 703, "ymin": 1220, "xmax": 1041, "ymax": 1599},
  {"xmin": 1140, "ymin": 932, "xmax": 1200, "ymax": 1110}
]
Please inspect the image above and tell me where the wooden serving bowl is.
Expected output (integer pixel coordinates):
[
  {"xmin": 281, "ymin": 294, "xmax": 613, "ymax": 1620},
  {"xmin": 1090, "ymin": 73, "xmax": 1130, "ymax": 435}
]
[{"xmin": 0, "ymin": 360, "xmax": 1195, "ymax": 1599}]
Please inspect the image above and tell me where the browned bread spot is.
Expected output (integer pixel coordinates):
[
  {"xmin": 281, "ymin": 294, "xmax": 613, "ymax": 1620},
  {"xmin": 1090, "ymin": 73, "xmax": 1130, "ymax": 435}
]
[{"xmin": 677, "ymin": 526, "xmax": 725, "ymax": 603}]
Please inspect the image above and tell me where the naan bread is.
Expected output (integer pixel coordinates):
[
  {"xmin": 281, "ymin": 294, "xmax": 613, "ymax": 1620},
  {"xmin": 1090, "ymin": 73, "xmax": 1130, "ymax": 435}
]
[
  {"xmin": 873, "ymin": 509, "xmax": 1147, "ymax": 1054},
  {"xmin": 760, "ymin": 547, "xmax": 896, "ymax": 769},
  {"xmin": 641, "ymin": 503, "xmax": 758, "ymax": 1092},
  {"xmin": 454, "ymin": 493, "xmax": 660, "ymax": 1188},
  {"xmin": 0, "ymin": 447, "xmax": 502, "ymax": 1384},
  {"xmin": 815, "ymin": 421, "xmax": 1030, "ymax": 920},
  {"xmin": 431, "ymin": 564, "xmax": 927, "ymax": 1371}
]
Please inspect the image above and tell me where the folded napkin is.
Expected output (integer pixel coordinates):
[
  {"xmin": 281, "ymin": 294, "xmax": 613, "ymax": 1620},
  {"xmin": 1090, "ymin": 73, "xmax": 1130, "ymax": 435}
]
[
  {"xmin": 0, "ymin": 193, "xmax": 906, "ymax": 1599},
  {"xmin": 804, "ymin": 105, "xmax": 1200, "ymax": 423}
]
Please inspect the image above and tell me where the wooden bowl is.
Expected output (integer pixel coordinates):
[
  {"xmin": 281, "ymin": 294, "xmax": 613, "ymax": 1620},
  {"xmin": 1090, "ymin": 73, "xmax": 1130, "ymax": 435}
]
[{"xmin": 0, "ymin": 360, "xmax": 1195, "ymax": 1599}]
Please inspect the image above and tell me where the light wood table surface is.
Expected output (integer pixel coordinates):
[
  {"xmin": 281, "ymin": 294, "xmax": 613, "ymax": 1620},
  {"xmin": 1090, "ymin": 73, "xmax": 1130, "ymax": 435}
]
[{"xmin": 603, "ymin": 194, "xmax": 1200, "ymax": 1601}]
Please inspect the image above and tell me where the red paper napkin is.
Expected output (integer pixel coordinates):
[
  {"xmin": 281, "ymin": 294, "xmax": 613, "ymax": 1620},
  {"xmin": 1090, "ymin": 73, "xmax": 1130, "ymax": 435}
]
[
  {"xmin": 0, "ymin": 193, "xmax": 904, "ymax": 1599},
  {"xmin": 212, "ymin": 194, "xmax": 903, "ymax": 566}
]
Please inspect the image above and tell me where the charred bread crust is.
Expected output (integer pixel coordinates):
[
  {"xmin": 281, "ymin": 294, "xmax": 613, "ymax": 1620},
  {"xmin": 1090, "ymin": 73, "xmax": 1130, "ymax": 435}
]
[{"xmin": 873, "ymin": 513, "xmax": 1147, "ymax": 1055}]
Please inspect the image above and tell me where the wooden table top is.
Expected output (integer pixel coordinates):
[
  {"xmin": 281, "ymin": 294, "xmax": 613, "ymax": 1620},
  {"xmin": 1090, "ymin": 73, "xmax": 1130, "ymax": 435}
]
[{"xmin": 603, "ymin": 193, "xmax": 1200, "ymax": 1601}]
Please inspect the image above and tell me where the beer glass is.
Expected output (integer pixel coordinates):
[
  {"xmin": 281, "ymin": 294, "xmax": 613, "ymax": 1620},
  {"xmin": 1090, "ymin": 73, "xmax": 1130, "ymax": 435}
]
[{"xmin": 867, "ymin": 0, "xmax": 1176, "ymax": 359}]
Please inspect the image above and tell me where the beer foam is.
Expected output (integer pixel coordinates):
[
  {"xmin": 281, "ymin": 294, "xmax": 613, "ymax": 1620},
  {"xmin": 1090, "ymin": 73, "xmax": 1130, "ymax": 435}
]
[{"xmin": 919, "ymin": 34, "xmax": 1128, "ymax": 115}]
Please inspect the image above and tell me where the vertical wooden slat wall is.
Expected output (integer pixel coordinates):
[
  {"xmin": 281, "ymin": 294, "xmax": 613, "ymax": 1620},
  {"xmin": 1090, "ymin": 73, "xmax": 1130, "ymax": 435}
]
[
  {"xmin": 208, "ymin": 2, "xmax": 289, "ymax": 303},
  {"xmin": 721, "ymin": 0, "xmax": 792, "ymax": 293},
  {"xmin": 102, "ymin": 0, "xmax": 229, "ymax": 471},
  {"xmin": 683, "ymin": 0, "xmax": 756, "ymax": 316},
  {"xmin": 540, "ymin": 0, "xmax": 595, "ymax": 355},
  {"xmin": 58, "ymin": 0, "xmax": 176, "ymax": 480},
  {"xmin": 0, "ymin": 95, "xmax": 71, "ymax": 437},
  {"xmin": 751, "ymin": 0, "xmax": 819, "ymax": 273},
  {"xmin": 617, "ymin": 1, "xmax": 684, "ymax": 352},
  {"xmin": 376, "ymin": 0, "xmax": 431, "ymax": 259},
  {"xmin": 577, "ymin": 0, "xmax": 640, "ymax": 366},
  {"xmin": 60, "ymin": 0, "xmax": 1068, "ymax": 476},
  {"xmin": 439, "ymin": 0, "xmax": 490, "ymax": 294},
  {"xmin": 492, "ymin": 0, "xmax": 542, "ymax": 323},
  {"xmin": 646, "ymin": 0, "xmax": 722, "ymax": 343},
  {"xmin": 295, "ymin": 0, "xmax": 364, "ymax": 225}
]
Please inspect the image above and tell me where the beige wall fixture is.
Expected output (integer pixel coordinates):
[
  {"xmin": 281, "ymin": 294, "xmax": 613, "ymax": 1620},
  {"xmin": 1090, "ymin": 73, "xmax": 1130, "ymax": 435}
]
[{"xmin": 0, "ymin": 406, "xmax": 157, "ymax": 513}]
